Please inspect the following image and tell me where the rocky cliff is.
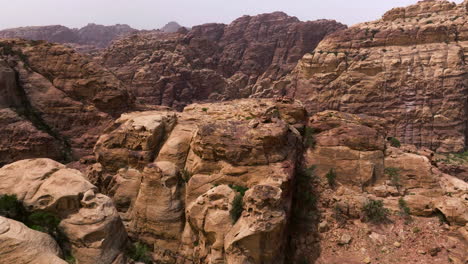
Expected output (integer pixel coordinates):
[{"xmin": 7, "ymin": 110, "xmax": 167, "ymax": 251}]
[
  {"xmin": 0, "ymin": 24, "xmax": 138, "ymax": 51},
  {"xmin": 101, "ymin": 13, "xmax": 346, "ymax": 110},
  {"xmin": 275, "ymin": 0, "xmax": 468, "ymax": 153},
  {"xmin": 89, "ymin": 98, "xmax": 306, "ymax": 263},
  {"xmin": 0, "ymin": 98, "xmax": 466, "ymax": 263},
  {"xmin": 0, "ymin": 39, "xmax": 133, "ymax": 165}
]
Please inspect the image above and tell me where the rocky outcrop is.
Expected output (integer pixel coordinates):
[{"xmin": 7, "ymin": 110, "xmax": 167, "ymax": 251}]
[
  {"xmin": 101, "ymin": 13, "xmax": 346, "ymax": 110},
  {"xmin": 277, "ymin": 0, "xmax": 468, "ymax": 153},
  {"xmin": 0, "ymin": 216, "xmax": 66, "ymax": 264},
  {"xmin": 89, "ymin": 98, "xmax": 307, "ymax": 263},
  {"xmin": 0, "ymin": 24, "xmax": 138, "ymax": 51},
  {"xmin": 0, "ymin": 39, "xmax": 132, "ymax": 165},
  {"xmin": 290, "ymin": 110, "xmax": 468, "ymax": 263},
  {"xmin": 0, "ymin": 158, "xmax": 128, "ymax": 264}
]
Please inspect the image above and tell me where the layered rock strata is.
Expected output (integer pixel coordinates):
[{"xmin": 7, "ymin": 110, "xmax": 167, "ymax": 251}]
[{"xmin": 276, "ymin": 0, "xmax": 468, "ymax": 152}]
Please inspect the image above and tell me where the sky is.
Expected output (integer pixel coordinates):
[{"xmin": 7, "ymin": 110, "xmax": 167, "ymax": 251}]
[{"xmin": 0, "ymin": 0, "xmax": 464, "ymax": 30}]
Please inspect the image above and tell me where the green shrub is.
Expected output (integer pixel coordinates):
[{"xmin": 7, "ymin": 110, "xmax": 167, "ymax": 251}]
[
  {"xmin": 412, "ymin": 227, "xmax": 421, "ymax": 233},
  {"xmin": 228, "ymin": 184, "xmax": 248, "ymax": 196},
  {"xmin": 201, "ymin": 107, "xmax": 208, "ymax": 112},
  {"xmin": 388, "ymin": 137, "xmax": 401, "ymax": 148},
  {"xmin": 363, "ymin": 199, "xmax": 389, "ymax": 223},
  {"xmin": 384, "ymin": 167, "xmax": 401, "ymax": 188},
  {"xmin": 304, "ymin": 127, "xmax": 316, "ymax": 148},
  {"xmin": 65, "ymin": 255, "xmax": 76, "ymax": 264},
  {"xmin": 127, "ymin": 242, "xmax": 152, "ymax": 264},
  {"xmin": 230, "ymin": 194, "xmax": 244, "ymax": 223},
  {"xmin": 229, "ymin": 184, "xmax": 248, "ymax": 223},
  {"xmin": 398, "ymin": 197, "xmax": 412, "ymax": 223},
  {"xmin": 0, "ymin": 194, "xmax": 26, "ymax": 221},
  {"xmin": 326, "ymin": 169, "xmax": 337, "ymax": 188},
  {"xmin": 27, "ymin": 211, "xmax": 61, "ymax": 234},
  {"xmin": 426, "ymin": 20, "xmax": 433, "ymax": 24}
]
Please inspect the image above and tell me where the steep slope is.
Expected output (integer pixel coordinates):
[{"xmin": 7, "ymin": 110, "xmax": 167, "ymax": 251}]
[
  {"xmin": 0, "ymin": 39, "xmax": 133, "ymax": 165},
  {"xmin": 101, "ymin": 12, "xmax": 346, "ymax": 110},
  {"xmin": 276, "ymin": 0, "xmax": 468, "ymax": 153}
]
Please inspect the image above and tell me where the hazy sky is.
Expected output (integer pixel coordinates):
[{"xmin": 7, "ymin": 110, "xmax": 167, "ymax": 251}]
[{"xmin": 0, "ymin": 0, "xmax": 464, "ymax": 30}]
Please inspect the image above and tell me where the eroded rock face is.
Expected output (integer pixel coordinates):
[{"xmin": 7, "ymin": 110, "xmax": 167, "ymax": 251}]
[
  {"xmin": 90, "ymin": 98, "xmax": 306, "ymax": 263},
  {"xmin": 0, "ymin": 158, "xmax": 128, "ymax": 264},
  {"xmin": 293, "ymin": 109, "xmax": 468, "ymax": 263},
  {"xmin": 0, "ymin": 39, "xmax": 133, "ymax": 164},
  {"xmin": 101, "ymin": 13, "xmax": 346, "ymax": 109},
  {"xmin": 279, "ymin": 0, "xmax": 468, "ymax": 152},
  {"xmin": 0, "ymin": 216, "xmax": 66, "ymax": 264}
]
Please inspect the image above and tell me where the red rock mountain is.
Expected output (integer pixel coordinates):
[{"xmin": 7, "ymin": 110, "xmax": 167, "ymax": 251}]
[
  {"xmin": 275, "ymin": 0, "xmax": 468, "ymax": 153},
  {"xmin": 0, "ymin": 39, "xmax": 133, "ymax": 165},
  {"xmin": 101, "ymin": 12, "xmax": 346, "ymax": 110}
]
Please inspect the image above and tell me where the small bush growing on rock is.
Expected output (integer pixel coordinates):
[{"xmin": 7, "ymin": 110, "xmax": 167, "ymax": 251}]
[
  {"xmin": 398, "ymin": 197, "xmax": 412, "ymax": 224},
  {"xmin": 388, "ymin": 137, "xmax": 401, "ymax": 148},
  {"xmin": 303, "ymin": 127, "xmax": 316, "ymax": 148},
  {"xmin": 201, "ymin": 107, "xmax": 208, "ymax": 112},
  {"xmin": 0, "ymin": 194, "xmax": 26, "ymax": 221},
  {"xmin": 28, "ymin": 211, "xmax": 61, "ymax": 234},
  {"xmin": 363, "ymin": 199, "xmax": 389, "ymax": 223},
  {"xmin": 384, "ymin": 167, "xmax": 401, "ymax": 189},
  {"xmin": 229, "ymin": 184, "xmax": 248, "ymax": 223},
  {"xmin": 326, "ymin": 169, "xmax": 337, "ymax": 188},
  {"xmin": 228, "ymin": 184, "xmax": 248, "ymax": 196},
  {"xmin": 230, "ymin": 194, "xmax": 244, "ymax": 223},
  {"xmin": 65, "ymin": 255, "xmax": 76, "ymax": 264},
  {"xmin": 127, "ymin": 242, "xmax": 152, "ymax": 264}
]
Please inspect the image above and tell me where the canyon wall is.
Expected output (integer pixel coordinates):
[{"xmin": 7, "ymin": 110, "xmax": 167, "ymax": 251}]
[
  {"xmin": 101, "ymin": 13, "xmax": 346, "ymax": 110},
  {"xmin": 273, "ymin": 0, "xmax": 468, "ymax": 153}
]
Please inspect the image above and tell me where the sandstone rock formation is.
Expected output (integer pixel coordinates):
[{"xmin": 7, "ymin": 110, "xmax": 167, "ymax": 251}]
[
  {"xmin": 0, "ymin": 24, "xmax": 138, "ymax": 51},
  {"xmin": 101, "ymin": 13, "xmax": 346, "ymax": 110},
  {"xmin": 276, "ymin": 0, "xmax": 468, "ymax": 153},
  {"xmin": 89, "ymin": 98, "xmax": 307, "ymax": 263},
  {"xmin": 0, "ymin": 158, "xmax": 128, "ymax": 264},
  {"xmin": 290, "ymin": 110, "xmax": 468, "ymax": 263},
  {"xmin": 0, "ymin": 216, "xmax": 66, "ymax": 264},
  {"xmin": 0, "ymin": 39, "xmax": 133, "ymax": 165}
]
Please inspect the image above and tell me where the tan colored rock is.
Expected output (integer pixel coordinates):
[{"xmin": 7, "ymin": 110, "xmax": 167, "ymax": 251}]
[
  {"xmin": 91, "ymin": 98, "xmax": 305, "ymax": 262},
  {"xmin": 305, "ymin": 111, "xmax": 386, "ymax": 191},
  {"xmin": 0, "ymin": 216, "xmax": 66, "ymax": 264},
  {"xmin": 279, "ymin": 0, "xmax": 468, "ymax": 152},
  {"xmin": 0, "ymin": 158, "xmax": 127, "ymax": 264},
  {"xmin": 95, "ymin": 111, "xmax": 177, "ymax": 172}
]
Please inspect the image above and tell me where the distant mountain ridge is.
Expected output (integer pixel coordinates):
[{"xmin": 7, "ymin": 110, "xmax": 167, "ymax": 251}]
[{"xmin": 0, "ymin": 23, "xmax": 138, "ymax": 49}]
